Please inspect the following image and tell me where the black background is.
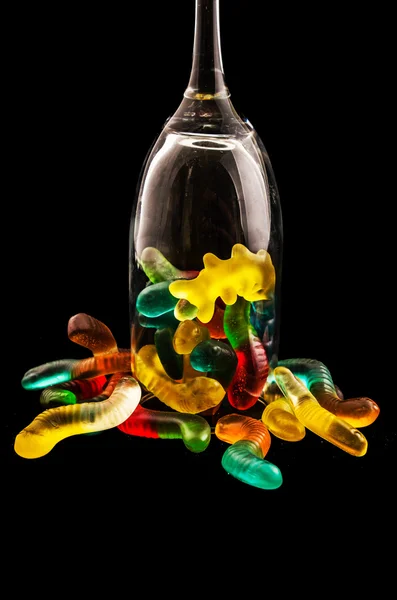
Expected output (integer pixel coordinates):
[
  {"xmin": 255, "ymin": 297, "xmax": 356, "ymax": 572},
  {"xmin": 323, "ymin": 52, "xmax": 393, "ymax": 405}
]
[{"xmin": 5, "ymin": 1, "xmax": 395, "ymax": 518}]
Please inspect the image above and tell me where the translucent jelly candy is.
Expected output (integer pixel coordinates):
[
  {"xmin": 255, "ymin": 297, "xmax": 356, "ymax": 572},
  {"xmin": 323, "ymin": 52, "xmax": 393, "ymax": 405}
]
[
  {"xmin": 68, "ymin": 313, "xmax": 118, "ymax": 355},
  {"xmin": 173, "ymin": 321, "xmax": 210, "ymax": 355},
  {"xmin": 136, "ymin": 345, "xmax": 225, "ymax": 413},
  {"xmin": 224, "ymin": 297, "xmax": 269, "ymax": 409},
  {"xmin": 215, "ymin": 414, "xmax": 282, "ymax": 490},
  {"xmin": 89, "ymin": 372, "xmax": 124, "ymax": 399},
  {"xmin": 16, "ymin": 307, "xmax": 380, "ymax": 488},
  {"xmin": 140, "ymin": 247, "xmax": 199, "ymax": 284},
  {"xmin": 190, "ymin": 340, "xmax": 237, "ymax": 388},
  {"xmin": 137, "ymin": 281, "xmax": 179, "ymax": 317},
  {"xmin": 118, "ymin": 404, "xmax": 211, "ymax": 453},
  {"xmin": 21, "ymin": 350, "xmax": 131, "ymax": 390},
  {"xmin": 39, "ymin": 314, "xmax": 121, "ymax": 405},
  {"xmin": 262, "ymin": 398, "xmax": 306, "ymax": 442},
  {"xmin": 197, "ymin": 304, "xmax": 226, "ymax": 339},
  {"xmin": 14, "ymin": 376, "xmax": 141, "ymax": 459},
  {"xmin": 138, "ymin": 312, "xmax": 179, "ymax": 330},
  {"xmin": 275, "ymin": 358, "xmax": 380, "ymax": 427},
  {"xmin": 174, "ymin": 299, "xmax": 198, "ymax": 321},
  {"xmin": 273, "ymin": 367, "xmax": 368, "ymax": 457},
  {"xmin": 261, "ymin": 380, "xmax": 306, "ymax": 441},
  {"xmin": 41, "ymin": 373, "xmax": 124, "ymax": 407},
  {"xmin": 169, "ymin": 244, "xmax": 275, "ymax": 323},
  {"xmin": 40, "ymin": 375, "xmax": 107, "ymax": 406}
]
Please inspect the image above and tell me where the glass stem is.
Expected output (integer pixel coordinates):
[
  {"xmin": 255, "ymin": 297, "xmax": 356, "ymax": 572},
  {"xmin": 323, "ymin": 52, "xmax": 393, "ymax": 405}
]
[{"xmin": 185, "ymin": 0, "xmax": 229, "ymax": 99}]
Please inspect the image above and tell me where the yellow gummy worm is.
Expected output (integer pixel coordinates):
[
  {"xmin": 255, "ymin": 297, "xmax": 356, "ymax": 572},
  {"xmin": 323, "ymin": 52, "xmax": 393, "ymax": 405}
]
[
  {"xmin": 262, "ymin": 399, "xmax": 306, "ymax": 442},
  {"xmin": 261, "ymin": 380, "xmax": 306, "ymax": 441},
  {"xmin": 273, "ymin": 367, "xmax": 367, "ymax": 456},
  {"xmin": 135, "ymin": 345, "xmax": 225, "ymax": 413},
  {"xmin": 68, "ymin": 313, "xmax": 118, "ymax": 355},
  {"xmin": 15, "ymin": 376, "xmax": 141, "ymax": 459},
  {"xmin": 169, "ymin": 244, "xmax": 275, "ymax": 323}
]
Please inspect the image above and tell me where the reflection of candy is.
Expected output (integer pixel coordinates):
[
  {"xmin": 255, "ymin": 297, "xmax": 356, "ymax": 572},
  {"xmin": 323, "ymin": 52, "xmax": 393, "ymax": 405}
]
[
  {"xmin": 215, "ymin": 414, "xmax": 282, "ymax": 490},
  {"xmin": 21, "ymin": 351, "xmax": 131, "ymax": 390},
  {"xmin": 169, "ymin": 244, "xmax": 275, "ymax": 323},
  {"xmin": 174, "ymin": 299, "xmax": 198, "ymax": 321},
  {"xmin": 173, "ymin": 321, "xmax": 210, "ymax": 355},
  {"xmin": 224, "ymin": 297, "xmax": 269, "ymax": 409},
  {"xmin": 68, "ymin": 313, "xmax": 118, "ymax": 355},
  {"xmin": 197, "ymin": 304, "xmax": 226, "ymax": 339},
  {"xmin": 190, "ymin": 340, "xmax": 237, "ymax": 388},
  {"xmin": 137, "ymin": 281, "xmax": 178, "ymax": 317},
  {"xmin": 118, "ymin": 404, "xmax": 211, "ymax": 453},
  {"xmin": 138, "ymin": 312, "xmax": 179, "ymax": 330},
  {"xmin": 275, "ymin": 359, "xmax": 379, "ymax": 427},
  {"xmin": 262, "ymin": 399, "xmax": 306, "ymax": 442},
  {"xmin": 40, "ymin": 376, "xmax": 108, "ymax": 406},
  {"xmin": 274, "ymin": 367, "xmax": 368, "ymax": 457},
  {"xmin": 155, "ymin": 328, "xmax": 183, "ymax": 380},
  {"xmin": 15, "ymin": 376, "xmax": 141, "ymax": 459},
  {"xmin": 136, "ymin": 345, "xmax": 225, "ymax": 413},
  {"xmin": 140, "ymin": 247, "xmax": 198, "ymax": 284}
]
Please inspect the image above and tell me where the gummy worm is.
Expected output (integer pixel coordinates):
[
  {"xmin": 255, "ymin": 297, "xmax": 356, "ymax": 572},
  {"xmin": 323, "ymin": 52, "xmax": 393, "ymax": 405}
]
[
  {"xmin": 39, "ymin": 313, "xmax": 121, "ymax": 404},
  {"xmin": 224, "ymin": 297, "xmax": 269, "ymax": 409},
  {"xmin": 197, "ymin": 304, "xmax": 226, "ymax": 339},
  {"xmin": 139, "ymin": 247, "xmax": 199, "ymax": 284},
  {"xmin": 273, "ymin": 367, "xmax": 368, "ymax": 457},
  {"xmin": 136, "ymin": 345, "xmax": 225, "ymax": 413},
  {"xmin": 138, "ymin": 312, "xmax": 179, "ymax": 330},
  {"xmin": 14, "ymin": 376, "xmax": 141, "ymax": 459},
  {"xmin": 40, "ymin": 314, "xmax": 122, "ymax": 406},
  {"xmin": 68, "ymin": 313, "xmax": 118, "ymax": 355},
  {"xmin": 261, "ymin": 398, "xmax": 306, "ymax": 442},
  {"xmin": 169, "ymin": 244, "xmax": 275, "ymax": 323},
  {"xmin": 40, "ymin": 375, "xmax": 108, "ymax": 406},
  {"xmin": 21, "ymin": 350, "xmax": 131, "ymax": 390},
  {"xmin": 261, "ymin": 379, "xmax": 306, "ymax": 441},
  {"xmin": 190, "ymin": 340, "xmax": 237, "ymax": 388},
  {"xmin": 272, "ymin": 358, "xmax": 379, "ymax": 427},
  {"xmin": 215, "ymin": 414, "xmax": 282, "ymax": 490},
  {"xmin": 137, "ymin": 281, "xmax": 180, "ymax": 318},
  {"xmin": 118, "ymin": 404, "xmax": 211, "ymax": 453}
]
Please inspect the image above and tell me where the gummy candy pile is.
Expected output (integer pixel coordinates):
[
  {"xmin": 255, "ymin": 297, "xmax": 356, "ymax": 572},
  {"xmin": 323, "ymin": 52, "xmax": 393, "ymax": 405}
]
[{"xmin": 16, "ymin": 244, "xmax": 380, "ymax": 490}]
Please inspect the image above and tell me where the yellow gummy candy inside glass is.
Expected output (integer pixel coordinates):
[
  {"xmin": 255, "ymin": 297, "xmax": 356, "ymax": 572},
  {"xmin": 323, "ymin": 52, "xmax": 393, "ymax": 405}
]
[
  {"xmin": 169, "ymin": 244, "xmax": 275, "ymax": 323},
  {"xmin": 136, "ymin": 345, "xmax": 225, "ymax": 413}
]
